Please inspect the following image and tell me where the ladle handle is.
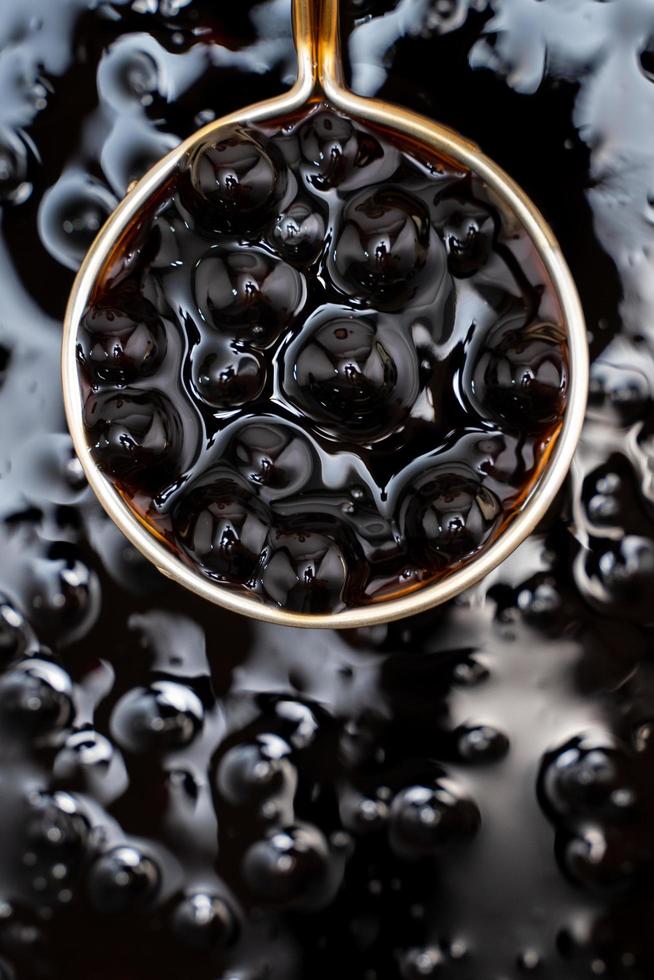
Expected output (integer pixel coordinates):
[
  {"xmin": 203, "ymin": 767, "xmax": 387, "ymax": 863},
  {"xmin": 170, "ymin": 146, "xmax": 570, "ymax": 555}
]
[{"xmin": 293, "ymin": 0, "xmax": 345, "ymax": 97}]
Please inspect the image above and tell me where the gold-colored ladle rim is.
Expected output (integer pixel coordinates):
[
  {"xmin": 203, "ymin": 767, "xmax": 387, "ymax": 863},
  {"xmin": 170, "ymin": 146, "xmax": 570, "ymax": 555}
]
[{"xmin": 62, "ymin": 0, "xmax": 589, "ymax": 629}]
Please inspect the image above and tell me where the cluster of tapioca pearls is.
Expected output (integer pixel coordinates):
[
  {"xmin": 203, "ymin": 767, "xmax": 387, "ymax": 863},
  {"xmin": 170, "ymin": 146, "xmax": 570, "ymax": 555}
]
[{"xmin": 79, "ymin": 110, "xmax": 569, "ymax": 608}]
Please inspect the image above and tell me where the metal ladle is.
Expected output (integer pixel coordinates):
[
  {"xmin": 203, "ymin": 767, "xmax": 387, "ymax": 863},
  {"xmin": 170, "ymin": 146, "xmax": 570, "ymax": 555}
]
[{"xmin": 62, "ymin": 0, "xmax": 588, "ymax": 629}]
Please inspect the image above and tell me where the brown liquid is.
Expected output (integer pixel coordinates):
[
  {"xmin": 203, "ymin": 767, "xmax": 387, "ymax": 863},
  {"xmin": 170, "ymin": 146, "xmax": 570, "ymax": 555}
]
[
  {"xmin": 0, "ymin": 1, "xmax": 651, "ymax": 978},
  {"xmin": 76, "ymin": 105, "xmax": 568, "ymax": 614}
]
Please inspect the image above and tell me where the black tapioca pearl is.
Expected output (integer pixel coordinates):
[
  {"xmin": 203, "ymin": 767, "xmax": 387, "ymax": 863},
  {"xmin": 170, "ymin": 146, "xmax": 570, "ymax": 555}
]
[
  {"xmin": 300, "ymin": 109, "xmax": 385, "ymax": 191},
  {"xmin": 284, "ymin": 310, "xmax": 420, "ymax": 442},
  {"xmin": 172, "ymin": 474, "xmax": 270, "ymax": 583},
  {"xmin": 79, "ymin": 288, "xmax": 167, "ymax": 385},
  {"xmin": 333, "ymin": 186, "xmax": 440, "ymax": 308},
  {"xmin": 87, "ymin": 845, "xmax": 160, "ymax": 914},
  {"xmin": 539, "ymin": 734, "xmax": 636, "ymax": 822},
  {"xmin": 110, "ymin": 680, "xmax": 204, "ymax": 753},
  {"xmin": 388, "ymin": 780, "xmax": 481, "ymax": 858},
  {"xmin": 227, "ymin": 420, "xmax": 314, "ymax": 500},
  {"xmin": 401, "ymin": 466, "xmax": 502, "ymax": 569},
  {"xmin": 183, "ymin": 127, "xmax": 287, "ymax": 232},
  {"xmin": 261, "ymin": 528, "xmax": 350, "ymax": 614},
  {"xmin": 242, "ymin": 823, "xmax": 334, "ymax": 909},
  {"xmin": 172, "ymin": 892, "xmax": 237, "ymax": 951},
  {"xmin": 438, "ymin": 195, "xmax": 496, "ymax": 278},
  {"xmin": 84, "ymin": 388, "xmax": 183, "ymax": 491},
  {"xmin": 194, "ymin": 246, "xmax": 304, "ymax": 347},
  {"xmin": 472, "ymin": 313, "xmax": 568, "ymax": 430},
  {"xmin": 193, "ymin": 343, "xmax": 267, "ymax": 410},
  {"xmin": 216, "ymin": 734, "xmax": 295, "ymax": 807},
  {"xmin": 19, "ymin": 791, "xmax": 90, "ymax": 902},
  {"xmin": 0, "ymin": 657, "xmax": 73, "ymax": 736},
  {"xmin": 272, "ymin": 198, "xmax": 326, "ymax": 265}
]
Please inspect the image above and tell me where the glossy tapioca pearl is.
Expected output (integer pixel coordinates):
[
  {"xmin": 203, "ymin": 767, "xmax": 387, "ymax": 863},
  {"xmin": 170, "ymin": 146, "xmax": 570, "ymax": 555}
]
[
  {"xmin": 172, "ymin": 892, "xmax": 237, "ymax": 951},
  {"xmin": 110, "ymin": 681, "xmax": 204, "ymax": 754},
  {"xmin": 388, "ymin": 780, "xmax": 481, "ymax": 858},
  {"xmin": 333, "ymin": 187, "xmax": 442, "ymax": 309},
  {"xmin": 84, "ymin": 388, "xmax": 183, "ymax": 491},
  {"xmin": 193, "ymin": 343, "xmax": 267, "ymax": 410},
  {"xmin": 242, "ymin": 823, "xmax": 335, "ymax": 909},
  {"xmin": 261, "ymin": 528, "xmax": 353, "ymax": 613},
  {"xmin": 283, "ymin": 310, "xmax": 420, "ymax": 442},
  {"xmin": 194, "ymin": 247, "xmax": 305, "ymax": 347},
  {"xmin": 226, "ymin": 420, "xmax": 314, "ymax": 500},
  {"xmin": 172, "ymin": 473, "xmax": 270, "ymax": 583},
  {"xmin": 400, "ymin": 466, "xmax": 502, "ymax": 569},
  {"xmin": 558, "ymin": 825, "xmax": 649, "ymax": 892},
  {"xmin": 27, "ymin": 543, "xmax": 100, "ymax": 646},
  {"xmin": 183, "ymin": 127, "xmax": 287, "ymax": 232},
  {"xmin": 216, "ymin": 734, "xmax": 295, "ymax": 807},
  {"xmin": 437, "ymin": 194, "xmax": 496, "ymax": 278},
  {"xmin": 579, "ymin": 536, "xmax": 654, "ymax": 625},
  {"xmin": 78, "ymin": 284, "xmax": 167, "ymax": 386},
  {"xmin": 299, "ymin": 110, "xmax": 386, "ymax": 192},
  {"xmin": 0, "ymin": 657, "xmax": 73, "ymax": 736},
  {"xmin": 20, "ymin": 791, "xmax": 90, "ymax": 902},
  {"xmin": 272, "ymin": 198, "xmax": 326, "ymax": 265},
  {"xmin": 0, "ymin": 596, "xmax": 36, "ymax": 662},
  {"xmin": 471, "ymin": 311, "xmax": 568, "ymax": 431},
  {"xmin": 38, "ymin": 173, "xmax": 116, "ymax": 270},
  {"xmin": 539, "ymin": 734, "xmax": 636, "ymax": 822},
  {"xmin": 87, "ymin": 845, "xmax": 160, "ymax": 914}
]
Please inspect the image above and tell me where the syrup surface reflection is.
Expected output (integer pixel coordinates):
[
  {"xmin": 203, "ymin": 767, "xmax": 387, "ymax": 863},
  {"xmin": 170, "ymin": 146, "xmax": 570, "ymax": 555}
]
[
  {"xmin": 0, "ymin": 0, "xmax": 652, "ymax": 978},
  {"xmin": 75, "ymin": 105, "xmax": 568, "ymax": 614}
]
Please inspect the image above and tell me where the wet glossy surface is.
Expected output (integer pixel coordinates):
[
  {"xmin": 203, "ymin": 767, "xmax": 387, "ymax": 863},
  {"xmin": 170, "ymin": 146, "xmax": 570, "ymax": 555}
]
[
  {"xmin": 75, "ymin": 106, "xmax": 568, "ymax": 613},
  {"xmin": 0, "ymin": 0, "xmax": 653, "ymax": 977}
]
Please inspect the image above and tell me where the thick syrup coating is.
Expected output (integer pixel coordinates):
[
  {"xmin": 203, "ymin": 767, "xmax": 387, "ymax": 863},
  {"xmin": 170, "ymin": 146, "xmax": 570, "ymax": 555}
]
[{"xmin": 76, "ymin": 106, "xmax": 569, "ymax": 613}]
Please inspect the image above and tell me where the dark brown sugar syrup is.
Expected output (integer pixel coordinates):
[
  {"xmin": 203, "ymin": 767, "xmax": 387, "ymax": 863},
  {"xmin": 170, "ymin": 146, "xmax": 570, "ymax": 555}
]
[
  {"xmin": 1, "ymin": 1, "xmax": 654, "ymax": 979},
  {"xmin": 76, "ymin": 102, "xmax": 568, "ymax": 614}
]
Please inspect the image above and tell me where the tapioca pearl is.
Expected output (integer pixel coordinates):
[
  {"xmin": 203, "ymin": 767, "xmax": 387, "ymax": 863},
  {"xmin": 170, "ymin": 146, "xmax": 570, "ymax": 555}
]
[
  {"xmin": 20, "ymin": 791, "xmax": 90, "ymax": 902},
  {"xmin": 110, "ymin": 681, "xmax": 204, "ymax": 753},
  {"xmin": 0, "ymin": 658, "xmax": 73, "ymax": 736},
  {"xmin": 284, "ymin": 312, "xmax": 420, "ymax": 441},
  {"xmin": 299, "ymin": 109, "xmax": 384, "ymax": 191},
  {"xmin": 437, "ymin": 195, "xmax": 496, "ymax": 278},
  {"xmin": 401, "ymin": 467, "xmax": 502, "ymax": 568},
  {"xmin": 183, "ymin": 128, "xmax": 287, "ymax": 232},
  {"xmin": 79, "ymin": 287, "xmax": 167, "ymax": 385},
  {"xmin": 581, "ymin": 536, "xmax": 654, "ymax": 624},
  {"xmin": 261, "ymin": 530, "xmax": 350, "ymax": 613},
  {"xmin": 456, "ymin": 723, "xmax": 509, "ymax": 763},
  {"xmin": 172, "ymin": 892, "xmax": 237, "ymax": 951},
  {"xmin": 242, "ymin": 823, "xmax": 333, "ymax": 908},
  {"xmin": 559, "ymin": 826, "xmax": 647, "ymax": 892},
  {"xmin": 172, "ymin": 476, "xmax": 270, "ymax": 583},
  {"xmin": 87, "ymin": 845, "xmax": 160, "ymax": 914},
  {"xmin": 264, "ymin": 697, "xmax": 321, "ymax": 750},
  {"xmin": 0, "ymin": 597, "xmax": 36, "ymax": 663},
  {"xmin": 216, "ymin": 734, "xmax": 295, "ymax": 806},
  {"xmin": 194, "ymin": 248, "xmax": 304, "ymax": 346},
  {"xmin": 193, "ymin": 344, "xmax": 267, "ymax": 410},
  {"xmin": 272, "ymin": 199, "xmax": 325, "ymax": 265},
  {"xmin": 333, "ymin": 187, "xmax": 437, "ymax": 308},
  {"xmin": 38, "ymin": 174, "xmax": 116, "ymax": 270},
  {"xmin": 84, "ymin": 388, "xmax": 183, "ymax": 491},
  {"xmin": 539, "ymin": 734, "xmax": 636, "ymax": 822},
  {"xmin": 27, "ymin": 543, "xmax": 100, "ymax": 645},
  {"xmin": 0, "ymin": 128, "xmax": 32, "ymax": 206},
  {"xmin": 472, "ymin": 316, "xmax": 568, "ymax": 430},
  {"xmin": 388, "ymin": 781, "xmax": 480, "ymax": 858},
  {"xmin": 227, "ymin": 420, "xmax": 314, "ymax": 500}
]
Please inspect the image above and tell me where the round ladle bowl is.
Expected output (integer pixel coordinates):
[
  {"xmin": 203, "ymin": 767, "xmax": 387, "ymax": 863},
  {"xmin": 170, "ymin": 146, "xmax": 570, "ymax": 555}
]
[{"xmin": 62, "ymin": 0, "xmax": 588, "ymax": 629}]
